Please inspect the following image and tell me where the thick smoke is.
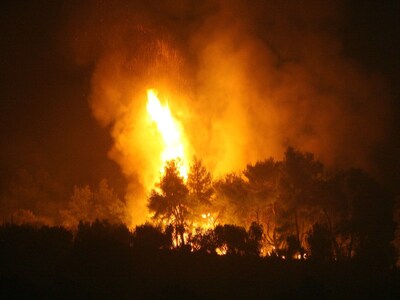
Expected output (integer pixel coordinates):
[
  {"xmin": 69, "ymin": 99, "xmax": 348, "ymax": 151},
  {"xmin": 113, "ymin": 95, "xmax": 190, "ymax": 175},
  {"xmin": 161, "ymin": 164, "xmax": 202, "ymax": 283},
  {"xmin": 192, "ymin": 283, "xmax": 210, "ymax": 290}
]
[{"xmin": 67, "ymin": 0, "xmax": 392, "ymax": 225}]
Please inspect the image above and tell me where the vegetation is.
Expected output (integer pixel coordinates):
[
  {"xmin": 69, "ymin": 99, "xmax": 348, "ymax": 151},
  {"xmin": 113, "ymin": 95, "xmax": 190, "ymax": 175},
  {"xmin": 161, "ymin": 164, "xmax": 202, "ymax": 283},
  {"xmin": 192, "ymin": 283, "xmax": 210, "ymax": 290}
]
[
  {"xmin": 146, "ymin": 147, "xmax": 396, "ymax": 267},
  {"xmin": 1, "ymin": 147, "xmax": 399, "ymax": 298},
  {"xmin": 1, "ymin": 220, "xmax": 399, "ymax": 299}
]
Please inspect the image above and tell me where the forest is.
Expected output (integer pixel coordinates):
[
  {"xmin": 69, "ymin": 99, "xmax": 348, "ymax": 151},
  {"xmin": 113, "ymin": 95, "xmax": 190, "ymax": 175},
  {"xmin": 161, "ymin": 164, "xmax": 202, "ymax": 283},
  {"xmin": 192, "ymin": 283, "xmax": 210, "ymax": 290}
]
[
  {"xmin": 1, "ymin": 147, "xmax": 399, "ymax": 299},
  {"xmin": 1, "ymin": 0, "xmax": 399, "ymax": 298},
  {"xmin": 144, "ymin": 146, "xmax": 397, "ymax": 265}
]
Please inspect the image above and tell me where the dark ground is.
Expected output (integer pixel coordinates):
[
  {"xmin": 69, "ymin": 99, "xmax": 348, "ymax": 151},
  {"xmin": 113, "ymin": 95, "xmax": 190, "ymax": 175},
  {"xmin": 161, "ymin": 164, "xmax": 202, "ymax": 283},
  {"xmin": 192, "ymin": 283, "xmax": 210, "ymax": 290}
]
[{"xmin": 1, "ymin": 227, "xmax": 399, "ymax": 300}]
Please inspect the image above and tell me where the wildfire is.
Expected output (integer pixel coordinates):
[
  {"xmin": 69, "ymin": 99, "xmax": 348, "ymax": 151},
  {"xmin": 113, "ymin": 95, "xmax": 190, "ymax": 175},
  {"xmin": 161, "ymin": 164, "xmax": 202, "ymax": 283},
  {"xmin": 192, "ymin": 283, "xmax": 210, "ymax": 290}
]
[
  {"xmin": 146, "ymin": 89, "xmax": 188, "ymax": 179},
  {"xmin": 216, "ymin": 244, "xmax": 228, "ymax": 256}
]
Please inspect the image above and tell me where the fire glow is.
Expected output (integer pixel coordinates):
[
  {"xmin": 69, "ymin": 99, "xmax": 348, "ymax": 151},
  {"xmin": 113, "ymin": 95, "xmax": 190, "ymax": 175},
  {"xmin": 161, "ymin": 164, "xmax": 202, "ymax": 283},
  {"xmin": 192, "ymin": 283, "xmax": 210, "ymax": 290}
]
[{"xmin": 146, "ymin": 89, "xmax": 189, "ymax": 179}]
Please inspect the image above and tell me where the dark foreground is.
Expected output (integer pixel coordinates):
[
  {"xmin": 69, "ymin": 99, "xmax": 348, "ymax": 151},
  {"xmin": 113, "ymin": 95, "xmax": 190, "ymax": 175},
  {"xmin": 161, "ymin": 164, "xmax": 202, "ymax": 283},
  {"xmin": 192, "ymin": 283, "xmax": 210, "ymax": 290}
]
[
  {"xmin": 1, "ymin": 223, "xmax": 399, "ymax": 299},
  {"xmin": 2, "ymin": 249, "xmax": 400, "ymax": 299}
]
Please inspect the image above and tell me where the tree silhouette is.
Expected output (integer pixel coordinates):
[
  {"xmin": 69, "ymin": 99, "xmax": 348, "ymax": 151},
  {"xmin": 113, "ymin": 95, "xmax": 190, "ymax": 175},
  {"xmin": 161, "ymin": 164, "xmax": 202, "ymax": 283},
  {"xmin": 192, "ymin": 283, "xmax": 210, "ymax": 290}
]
[
  {"xmin": 286, "ymin": 234, "xmax": 303, "ymax": 259},
  {"xmin": 148, "ymin": 160, "xmax": 189, "ymax": 246},
  {"xmin": 187, "ymin": 157, "xmax": 215, "ymax": 229},
  {"xmin": 316, "ymin": 168, "xmax": 396, "ymax": 265},
  {"xmin": 60, "ymin": 179, "xmax": 126, "ymax": 228},
  {"xmin": 340, "ymin": 169, "xmax": 395, "ymax": 266},
  {"xmin": 315, "ymin": 171, "xmax": 347, "ymax": 259},
  {"xmin": 277, "ymin": 147, "xmax": 323, "ymax": 257},
  {"xmin": 214, "ymin": 173, "xmax": 251, "ymax": 225},
  {"xmin": 307, "ymin": 223, "xmax": 333, "ymax": 262},
  {"xmin": 190, "ymin": 228, "xmax": 218, "ymax": 254},
  {"xmin": 133, "ymin": 223, "xmax": 172, "ymax": 251},
  {"xmin": 187, "ymin": 157, "xmax": 213, "ymax": 205},
  {"xmin": 247, "ymin": 222, "xmax": 264, "ymax": 256},
  {"xmin": 244, "ymin": 159, "xmax": 282, "ymax": 252},
  {"xmin": 75, "ymin": 219, "xmax": 131, "ymax": 250},
  {"xmin": 214, "ymin": 224, "xmax": 248, "ymax": 255}
]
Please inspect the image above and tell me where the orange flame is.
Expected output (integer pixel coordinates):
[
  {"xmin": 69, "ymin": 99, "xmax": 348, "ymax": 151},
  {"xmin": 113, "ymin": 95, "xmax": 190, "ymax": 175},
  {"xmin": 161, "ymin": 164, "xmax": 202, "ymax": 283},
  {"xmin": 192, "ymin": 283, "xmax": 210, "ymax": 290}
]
[{"xmin": 146, "ymin": 89, "xmax": 188, "ymax": 179}]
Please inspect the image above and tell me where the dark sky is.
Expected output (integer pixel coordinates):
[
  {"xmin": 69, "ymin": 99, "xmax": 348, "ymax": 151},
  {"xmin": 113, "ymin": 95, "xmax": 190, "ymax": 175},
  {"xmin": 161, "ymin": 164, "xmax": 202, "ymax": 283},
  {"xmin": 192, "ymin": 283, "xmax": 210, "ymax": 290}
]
[
  {"xmin": 0, "ymin": 0, "xmax": 399, "ymax": 219},
  {"xmin": 0, "ymin": 1, "xmax": 125, "ymax": 217},
  {"xmin": 342, "ymin": 0, "xmax": 399, "ymax": 189}
]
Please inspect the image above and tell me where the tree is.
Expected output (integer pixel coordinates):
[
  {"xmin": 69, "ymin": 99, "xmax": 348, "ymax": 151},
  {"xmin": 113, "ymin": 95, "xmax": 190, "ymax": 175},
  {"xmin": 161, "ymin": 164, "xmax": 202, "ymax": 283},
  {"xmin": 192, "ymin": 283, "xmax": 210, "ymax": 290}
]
[
  {"xmin": 214, "ymin": 173, "xmax": 251, "ymax": 226},
  {"xmin": 187, "ymin": 157, "xmax": 213, "ymax": 205},
  {"xmin": 187, "ymin": 157, "xmax": 215, "ymax": 228},
  {"xmin": 60, "ymin": 179, "xmax": 126, "ymax": 228},
  {"xmin": 286, "ymin": 234, "xmax": 303, "ymax": 259},
  {"xmin": 314, "ymin": 168, "xmax": 395, "ymax": 266},
  {"xmin": 277, "ymin": 147, "xmax": 323, "ymax": 256},
  {"xmin": 244, "ymin": 158, "xmax": 280, "ymax": 197},
  {"xmin": 247, "ymin": 222, "xmax": 264, "ymax": 256},
  {"xmin": 244, "ymin": 159, "xmax": 281, "ymax": 252},
  {"xmin": 307, "ymin": 223, "xmax": 333, "ymax": 262},
  {"xmin": 148, "ymin": 160, "xmax": 189, "ymax": 246},
  {"xmin": 214, "ymin": 224, "xmax": 248, "ymax": 255},
  {"xmin": 190, "ymin": 228, "xmax": 218, "ymax": 254},
  {"xmin": 132, "ymin": 223, "xmax": 172, "ymax": 251},
  {"xmin": 339, "ymin": 169, "xmax": 395, "ymax": 266},
  {"xmin": 75, "ymin": 219, "xmax": 131, "ymax": 249},
  {"xmin": 315, "ymin": 170, "xmax": 347, "ymax": 260}
]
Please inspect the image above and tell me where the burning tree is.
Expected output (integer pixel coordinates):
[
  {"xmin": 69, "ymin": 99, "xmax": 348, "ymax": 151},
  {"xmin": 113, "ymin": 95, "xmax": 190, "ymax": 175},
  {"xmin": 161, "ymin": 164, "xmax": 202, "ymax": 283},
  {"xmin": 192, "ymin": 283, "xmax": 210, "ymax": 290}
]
[
  {"xmin": 187, "ymin": 157, "xmax": 215, "ymax": 228},
  {"xmin": 144, "ymin": 140, "xmax": 396, "ymax": 264},
  {"xmin": 148, "ymin": 159, "xmax": 189, "ymax": 247},
  {"xmin": 214, "ymin": 173, "xmax": 251, "ymax": 226},
  {"xmin": 213, "ymin": 147, "xmax": 326, "ymax": 258},
  {"xmin": 187, "ymin": 157, "xmax": 213, "ymax": 205}
]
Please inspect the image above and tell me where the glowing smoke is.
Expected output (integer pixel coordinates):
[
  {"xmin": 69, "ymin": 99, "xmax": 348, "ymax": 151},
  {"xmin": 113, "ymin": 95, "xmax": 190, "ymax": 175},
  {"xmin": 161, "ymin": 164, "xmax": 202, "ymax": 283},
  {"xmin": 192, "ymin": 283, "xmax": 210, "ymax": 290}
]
[{"xmin": 67, "ymin": 0, "xmax": 392, "ymax": 226}]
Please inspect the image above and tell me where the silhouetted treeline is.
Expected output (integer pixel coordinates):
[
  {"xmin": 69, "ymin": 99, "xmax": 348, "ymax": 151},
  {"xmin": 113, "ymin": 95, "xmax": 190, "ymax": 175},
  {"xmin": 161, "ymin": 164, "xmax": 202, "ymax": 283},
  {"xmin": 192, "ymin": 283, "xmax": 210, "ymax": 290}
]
[
  {"xmin": 1, "ymin": 220, "xmax": 399, "ymax": 299},
  {"xmin": 1, "ymin": 146, "xmax": 399, "ymax": 298},
  {"xmin": 147, "ymin": 147, "xmax": 397, "ymax": 268}
]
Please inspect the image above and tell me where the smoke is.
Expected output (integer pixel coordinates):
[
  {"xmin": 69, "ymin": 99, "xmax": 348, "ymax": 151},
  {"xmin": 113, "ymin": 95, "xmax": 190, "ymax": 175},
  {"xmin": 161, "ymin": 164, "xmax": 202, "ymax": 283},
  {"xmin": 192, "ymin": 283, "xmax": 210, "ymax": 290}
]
[
  {"xmin": 67, "ymin": 0, "xmax": 392, "ymax": 225},
  {"xmin": 0, "ymin": 169, "xmax": 65, "ymax": 224}
]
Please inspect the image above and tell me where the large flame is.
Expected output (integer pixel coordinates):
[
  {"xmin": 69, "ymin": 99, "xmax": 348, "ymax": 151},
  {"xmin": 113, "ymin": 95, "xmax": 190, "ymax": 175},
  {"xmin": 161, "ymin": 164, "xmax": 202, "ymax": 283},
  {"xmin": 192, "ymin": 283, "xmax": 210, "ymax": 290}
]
[{"xmin": 146, "ymin": 89, "xmax": 188, "ymax": 179}]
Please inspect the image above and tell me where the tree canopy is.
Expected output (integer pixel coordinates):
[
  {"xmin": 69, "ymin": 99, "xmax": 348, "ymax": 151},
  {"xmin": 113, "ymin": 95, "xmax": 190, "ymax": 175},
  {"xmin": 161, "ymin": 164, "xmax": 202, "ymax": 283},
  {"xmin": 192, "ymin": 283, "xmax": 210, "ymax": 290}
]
[{"xmin": 143, "ymin": 147, "xmax": 396, "ymax": 266}]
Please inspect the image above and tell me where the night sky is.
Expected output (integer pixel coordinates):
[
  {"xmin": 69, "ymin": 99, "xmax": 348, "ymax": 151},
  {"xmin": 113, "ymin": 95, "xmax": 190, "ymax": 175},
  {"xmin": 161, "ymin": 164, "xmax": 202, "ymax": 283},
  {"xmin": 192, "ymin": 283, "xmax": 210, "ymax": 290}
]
[
  {"xmin": 1, "ymin": 2, "xmax": 124, "ymax": 194},
  {"xmin": 0, "ymin": 0, "xmax": 399, "ymax": 221}
]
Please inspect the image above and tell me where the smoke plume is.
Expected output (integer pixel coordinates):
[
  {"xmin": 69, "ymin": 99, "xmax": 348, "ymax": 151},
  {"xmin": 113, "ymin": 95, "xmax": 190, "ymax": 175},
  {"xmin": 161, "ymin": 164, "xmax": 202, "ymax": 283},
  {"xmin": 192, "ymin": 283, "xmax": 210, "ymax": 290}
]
[{"xmin": 67, "ymin": 0, "xmax": 392, "ymax": 225}]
